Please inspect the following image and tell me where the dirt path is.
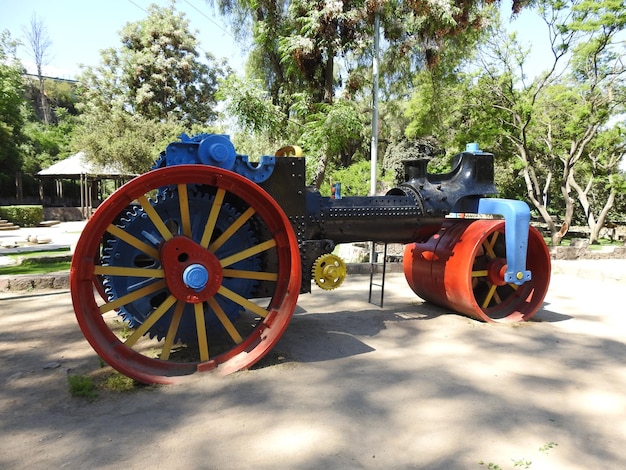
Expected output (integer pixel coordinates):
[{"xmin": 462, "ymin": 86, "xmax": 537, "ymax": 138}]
[{"xmin": 1, "ymin": 267, "xmax": 625, "ymax": 469}]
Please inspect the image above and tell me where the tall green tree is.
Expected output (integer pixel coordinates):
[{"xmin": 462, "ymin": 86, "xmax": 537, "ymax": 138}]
[
  {"xmin": 210, "ymin": 0, "xmax": 520, "ymax": 187},
  {"xmin": 75, "ymin": 3, "xmax": 228, "ymax": 172},
  {"xmin": 405, "ymin": 0, "xmax": 626, "ymax": 244},
  {"xmin": 0, "ymin": 30, "xmax": 27, "ymax": 198},
  {"xmin": 213, "ymin": 0, "xmax": 530, "ymax": 108}
]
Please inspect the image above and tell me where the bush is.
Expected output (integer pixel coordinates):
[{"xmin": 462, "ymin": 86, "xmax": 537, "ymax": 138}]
[{"xmin": 0, "ymin": 205, "xmax": 43, "ymax": 227}]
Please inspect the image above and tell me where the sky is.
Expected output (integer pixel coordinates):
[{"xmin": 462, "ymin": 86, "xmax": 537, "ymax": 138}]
[{"xmin": 0, "ymin": 0, "xmax": 250, "ymax": 79}]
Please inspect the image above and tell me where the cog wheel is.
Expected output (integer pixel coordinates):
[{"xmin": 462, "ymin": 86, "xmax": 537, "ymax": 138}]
[
  {"xmin": 312, "ymin": 254, "xmax": 347, "ymax": 290},
  {"xmin": 101, "ymin": 184, "xmax": 260, "ymax": 343},
  {"xmin": 151, "ymin": 150, "xmax": 167, "ymax": 170}
]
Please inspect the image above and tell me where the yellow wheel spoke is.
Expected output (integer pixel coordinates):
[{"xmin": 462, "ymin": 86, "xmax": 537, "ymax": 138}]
[
  {"xmin": 471, "ymin": 270, "xmax": 489, "ymax": 278},
  {"xmin": 124, "ymin": 294, "xmax": 177, "ymax": 347},
  {"xmin": 178, "ymin": 184, "xmax": 192, "ymax": 237},
  {"xmin": 138, "ymin": 195, "xmax": 173, "ymax": 242},
  {"xmin": 208, "ymin": 207, "xmax": 256, "ymax": 253},
  {"xmin": 483, "ymin": 231, "xmax": 499, "ymax": 259},
  {"xmin": 194, "ymin": 303, "xmax": 210, "ymax": 362},
  {"xmin": 106, "ymin": 225, "xmax": 160, "ymax": 260},
  {"xmin": 99, "ymin": 279, "xmax": 167, "ymax": 314},
  {"xmin": 481, "ymin": 283, "xmax": 498, "ymax": 309},
  {"xmin": 94, "ymin": 265, "xmax": 165, "ymax": 278},
  {"xmin": 222, "ymin": 268, "xmax": 278, "ymax": 281},
  {"xmin": 207, "ymin": 297, "xmax": 243, "ymax": 344},
  {"xmin": 200, "ymin": 188, "xmax": 225, "ymax": 247},
  {"xmin": 494, "ymin": 290, "xmax": 503, "ymax": 304},
  {"xmin": 218, "ymin": 285, "xmax": 269, "ymax": 318},
  {"xmin": 160, "ymin": 301, "xmax": 185, "ymax": 361},
  {"xmin": 219, "ymin": 239, "xmax": 277, "ymax": 268}
]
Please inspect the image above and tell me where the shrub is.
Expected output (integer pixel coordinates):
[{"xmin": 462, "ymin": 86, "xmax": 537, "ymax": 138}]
[{"xmin": 0, "ymin": 205, "xmax": 43, "ymax": 227}]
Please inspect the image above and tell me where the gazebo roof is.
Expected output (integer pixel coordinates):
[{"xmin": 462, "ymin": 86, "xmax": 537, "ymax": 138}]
[{"xmin": 37, "ymin": 151, "xmax": 134, "ymax": 178}]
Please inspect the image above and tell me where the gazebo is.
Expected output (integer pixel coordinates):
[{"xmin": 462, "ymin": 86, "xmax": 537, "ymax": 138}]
[{"xmin": 37, "ymin": 151, "xmax": 136, "ymax": 220}]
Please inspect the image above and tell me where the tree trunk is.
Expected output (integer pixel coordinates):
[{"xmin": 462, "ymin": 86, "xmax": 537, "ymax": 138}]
[
  {"xmin": 569, "ymin": 172, "xmax": 616, "ymax": 244},
  {"xmin": 516, "ymin": 142, "xmax": 561, "ymax": 244},
  {"xmin": 311, "ymin": 152, "xmax": 328, "ymax": 189},
  {"xmin": 15, "ymin": 171, "xmax": 23, "ymax": 203},
  {"xmin": 558, "ymin": 177, "xmax": 576, "ymax": 245},
  {"xmin": 590, "ymin": 190, "xmax": 615, "ymax": 244},
  {"xmin": 37, "ymin": 70, "xmax": 50, "ymax": 125},
  {"xmin": 323, "ymin": 48, "xmax": 334, "ymax": 104}
]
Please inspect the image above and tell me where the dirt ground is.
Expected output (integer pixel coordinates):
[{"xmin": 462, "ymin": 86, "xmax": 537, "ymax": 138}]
[{"xmin": 1, "ymin": 264, "xmax": 625, "ymax": 469}]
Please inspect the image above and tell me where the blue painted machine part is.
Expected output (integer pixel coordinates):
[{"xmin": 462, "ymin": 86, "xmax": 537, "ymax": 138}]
[
  {"xmin": 164, "ymin": 134, "xmax": 276, "ymax": 183},
  {"xmin": 332, "ymin": 182, "xmax": 342, "ymax": 199},
  {"xmin": 198, "ymin": 134, "xmax": 236, "ymax": 170},
  {"xmin": 477, "ymin": 198, "xmax": 533, "ymax": 285},
  {"xmin": 233, "ymin": 155, "xmax": 276, "ymax": 183},
  {"xmin": 183, "ymin": 263, "xmax": 209, "ymax": 291},
  {"xmin": 466, "ymin": 142, "xmax": 480, "ymax": 152}
]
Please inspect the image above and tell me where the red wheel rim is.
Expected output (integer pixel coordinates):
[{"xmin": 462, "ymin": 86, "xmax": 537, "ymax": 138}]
[
  {"xmin": 70, "ymin": 165, "xmax": 301, "ymax": 384},
  {"xmin": 404, "ymin": 219, "xmax": 551, "ymax": 322}
]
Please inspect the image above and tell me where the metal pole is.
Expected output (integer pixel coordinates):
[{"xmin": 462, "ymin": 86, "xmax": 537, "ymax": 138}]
[
  {"xmin": 370, "ymin": 6, "xmax": 380, "ymax": 266},
  {"xmin": 370, "ymin": 8, "xmax": 380, "ymax": 197}
]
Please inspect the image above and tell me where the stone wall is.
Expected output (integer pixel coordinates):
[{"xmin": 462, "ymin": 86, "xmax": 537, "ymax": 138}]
[
  {"xmin": 43, "ymin": 207, "xmax": 86, "ymax": 221},
  {"xmin": 550, "ymin": 239, "xmax": 626, "ymax": 260}
]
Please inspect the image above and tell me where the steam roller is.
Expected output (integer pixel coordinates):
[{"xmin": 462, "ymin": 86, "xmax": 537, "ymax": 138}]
[{"xmin": 70, "ymin": 134, "xmax": 551, "ymax": 384}]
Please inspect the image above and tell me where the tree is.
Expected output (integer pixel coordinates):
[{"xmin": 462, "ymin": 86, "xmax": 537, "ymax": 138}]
[
  {"xmin": 75, "ymin": 3, "xmax": 229, "ymax": 173},
  {"xmin": 22, "ymin": 14, "xmax": 52, "ymax": 124},
  {"xmin": 0, "ymin": 30, "xmax": 27, "ymax": 198},
  {"xmin": 209, "ymin": 0, "xmax": 521, "ymax": 188},
  {"xmin": 561, "ymin": 0, "xmax": 626, "ymax": 242},
  {"xmin": 73, "ymin": 110, "xmax": 186, "ymax": 174},
  {"xmin": 569, "ymin": 126, "xmax": 626, "ymax": 243},
  {"xmin": 218, "ymin": 74, "xmax": 286, "ymax": 139},
  {"xmin": 213, "ymin": 0, "xmax": 531, "ymax": 108},
  {"xmin": 405, "ymin": 0, "xmax": 626, "ymax": 244},
  {"xmin": 299, "ymin": 98, "xmax": 368, "ymax": 187}
]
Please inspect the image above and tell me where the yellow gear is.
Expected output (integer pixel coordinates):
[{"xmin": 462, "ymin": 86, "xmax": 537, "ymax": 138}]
[
  {"xmin": 312, "ymin": 254, "xmax": 347, "ymax": 290},
  {"xmin": 274, "ymin": 145, "xmax": 303, "ymax": 157}
]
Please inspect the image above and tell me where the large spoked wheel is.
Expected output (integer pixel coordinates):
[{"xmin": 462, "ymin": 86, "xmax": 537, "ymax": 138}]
[
  {"xmin": 71, "ymin": 165, "xmax": 301, "ymax": 384},
  {"xmin": 403, "ymin": 219, "xmax": 551, "ymax": 322}
]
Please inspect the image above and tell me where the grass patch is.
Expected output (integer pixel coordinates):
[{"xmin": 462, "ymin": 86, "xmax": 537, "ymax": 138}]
[
  {"xmin": 102, "ymin": 371, "xmax": 138, "ymax": 392},
  {"xmin": 0, "ymin": 247, "xmax": 72, "ymax": 275},
  {"xmin": 2, "ymin": 248, "xmax": 70, "ymax": 260},
  {"xmin": 68, "ymin": 368, "xmax": 148, "ymax": 400},
  {"xmin": 0, "ymin": 260, "xmax": 71, "ymax": 275},
  {"xmin": 68, "ymin": 374, "xmax": 97, "ymax": 399},
  {"xmin": 543, "ymin": 236, "xmax": 623, "ymax": 247},
  {"xmin": 479, "ymin": 441, "xmax": 558, "ymax": 469}
]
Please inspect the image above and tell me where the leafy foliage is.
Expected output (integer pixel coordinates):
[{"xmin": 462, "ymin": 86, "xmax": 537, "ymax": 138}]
[
  {"xmin": 404, "ymin": 0, "xmax": 626, "ymax": 244},
  {"xmin": 210, "ymin": 0, "xmax": 515, "ymax": 187},
  {"xmin": 219, "ymin": 74, "xmax": 285, "ymax": 137},
  {"xmin": 74, "ymin": 3, "xmax": 228, "ymax": 173},
  {"xmin": 72, "ymin": 111, "xmax": 187, "ymax": 174},
  {"xmin": 79, "ymin": 3, "xmax": 226, "ymax": 124},
  {"xmin": 301, "ymin": 100, "xmax": 365, "ymax": 162},
  {"xmin": 0, "ymin": 30, "xmax": 27, "ymax": 197}
]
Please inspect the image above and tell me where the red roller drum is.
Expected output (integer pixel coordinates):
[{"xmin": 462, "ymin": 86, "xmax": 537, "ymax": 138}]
[{"xmin": 403, "ymin": 219, "xmax": 551, "ymax": 322}]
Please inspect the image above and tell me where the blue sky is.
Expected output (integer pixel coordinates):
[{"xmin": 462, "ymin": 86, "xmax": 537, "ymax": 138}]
[{"xmin": 0, "ymin": 0, "xmax": 250, "ymax": 79}]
